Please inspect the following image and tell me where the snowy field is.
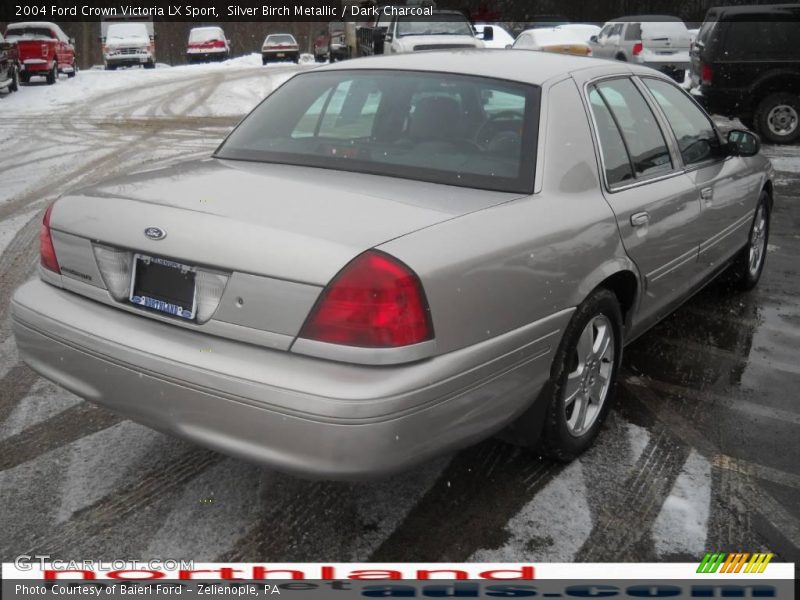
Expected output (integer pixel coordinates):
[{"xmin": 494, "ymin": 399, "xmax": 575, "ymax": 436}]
[{"xmin": 0, "ymin": 59, "xmax": 799, "ymax": 563}]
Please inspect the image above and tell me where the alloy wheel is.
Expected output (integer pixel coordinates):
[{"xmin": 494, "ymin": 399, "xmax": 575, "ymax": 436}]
[
  {"xmin": 748, "ymin": 203, "xmax": 768, "ymax": 278},
  {"xmin": 563, "ymin": 315, "xmax": 615, "ymax": 436}
]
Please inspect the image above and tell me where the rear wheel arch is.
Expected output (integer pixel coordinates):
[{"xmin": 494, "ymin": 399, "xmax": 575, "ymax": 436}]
[
  {"xmin": 749, "ymin": 73, "xmax": 800, "ymax": 112},
  {"xmin": 597, "ymin": 270, "xmax": 639, "ymax": 330}
]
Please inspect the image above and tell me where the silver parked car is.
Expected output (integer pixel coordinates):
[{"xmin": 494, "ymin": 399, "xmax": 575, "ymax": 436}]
[
  {"xmin": 12, "ymin": 51, "xmax": 773, "ymax": 478},
  {"xmin": 590, "ymin": 16, "xmax": 691, "ymax": 82}
]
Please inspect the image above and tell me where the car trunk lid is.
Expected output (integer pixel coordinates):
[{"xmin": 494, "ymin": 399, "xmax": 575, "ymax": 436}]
[{"xmin": 52, "ymin": 158, "xmax": 522, "ymax": 287}]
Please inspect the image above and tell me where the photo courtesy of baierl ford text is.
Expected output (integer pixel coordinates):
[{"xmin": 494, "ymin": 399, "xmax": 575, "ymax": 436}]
[{"xmin": 0, "ymin": 0, "xmax": 798, "ymax": 598}]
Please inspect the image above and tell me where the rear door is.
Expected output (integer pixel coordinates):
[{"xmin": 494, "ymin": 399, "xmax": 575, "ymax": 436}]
[
  {"xmin": 585, "ymin": 76, "xmax": 702, "ymax": 326},
  {"xmin": 640, "ymin": 76, "xmax": 761, "ymax": 272}
]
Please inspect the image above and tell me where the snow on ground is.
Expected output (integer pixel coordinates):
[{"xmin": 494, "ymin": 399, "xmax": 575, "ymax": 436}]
[{"xmin": 0, "ymin": 53, "xmax": 307, "ymax": 117}]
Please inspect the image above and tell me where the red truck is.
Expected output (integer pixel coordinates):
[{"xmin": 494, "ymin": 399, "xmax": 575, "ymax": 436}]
[{"xmin": 4, "ymin": 21, "xmax": 77, "ymax": 85}]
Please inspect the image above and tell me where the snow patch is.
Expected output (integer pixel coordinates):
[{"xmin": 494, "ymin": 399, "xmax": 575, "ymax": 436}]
[{"xmin": 651, "ymin": 450, "xmax": 712, "ymax": 556}]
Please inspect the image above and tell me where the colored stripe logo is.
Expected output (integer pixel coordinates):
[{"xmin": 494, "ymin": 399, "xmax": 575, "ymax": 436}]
[{"xmin": 697, "ymin": 552, "xmax": 773, "ymax": 574}]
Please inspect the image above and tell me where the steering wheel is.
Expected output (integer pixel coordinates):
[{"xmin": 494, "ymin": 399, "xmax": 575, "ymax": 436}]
[{"xmin": 475, "ymin": 111, "xmax": 524, "ymax": 147}]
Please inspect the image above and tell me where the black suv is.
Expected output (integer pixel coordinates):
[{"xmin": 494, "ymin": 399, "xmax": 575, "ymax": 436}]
[{"xmin": 691, "ymin": 4, "xmax": 800, "ymax": 144}]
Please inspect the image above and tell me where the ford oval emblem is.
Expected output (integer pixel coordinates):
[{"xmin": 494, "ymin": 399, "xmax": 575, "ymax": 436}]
[{"xmin": 144, "ymin": 226, "xmax": 167, "ymax": 241}]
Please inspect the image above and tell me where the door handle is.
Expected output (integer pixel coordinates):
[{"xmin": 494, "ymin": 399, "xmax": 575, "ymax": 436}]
[
  {"xmin": 700, "ymin": 187, "xmax": 714, "ymax": 202},
  {"xmin": 630, "ymin": 211, "xmax": 649, "ymax": 227}
]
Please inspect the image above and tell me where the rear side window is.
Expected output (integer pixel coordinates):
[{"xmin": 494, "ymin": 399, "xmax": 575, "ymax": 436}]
[
  {"xmin": 643, "ymin": 78, "xmax": 721, "ymax": 166},
  {"xmin": 625, "ymin": 23, "xmax": 641, "ymax": 41},
  {"xmin": 592, "ymin": 78, "xmax": 672, "ymax": 181},
  {"xmin": 723, "ymin": 18, "xmax": 800, "ymax": 59},
  {"xmin": 588, "ymin": 88, "xmax": 634, "ymax": 186}
]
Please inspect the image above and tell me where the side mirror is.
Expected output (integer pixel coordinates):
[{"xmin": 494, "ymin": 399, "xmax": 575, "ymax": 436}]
[
  {"xmin": 727, "ymin": 129, "xmax": 760, "ymax": 157},
  {"xmin": 69, "ymin": 37, "xmax": 75, "ymax": 45},
  {"xmin": 482, "ymin": 26, "xmax": 494, "ymax": 41},
  {"xmin": 590, "ymin": 35, "xmax": 598, "ymax": 43}
]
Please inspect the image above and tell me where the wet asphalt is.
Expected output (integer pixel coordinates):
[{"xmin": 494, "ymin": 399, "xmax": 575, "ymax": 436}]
[{"xmin": 0, "ymin": 68, "xmax": 798, "ymax": 565}]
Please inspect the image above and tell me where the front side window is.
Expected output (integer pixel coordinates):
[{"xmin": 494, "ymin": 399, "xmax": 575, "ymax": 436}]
[
  {"xmin": 593, "ymin": 78, "xmax": 672, "ymax": 180},
  {"xmin": 217, "ymin": 70, "xmax": 540, "ymax": 193},
  {"xmin": 643, "ymin": 78, "xmax": 721, "ymax": 166}
]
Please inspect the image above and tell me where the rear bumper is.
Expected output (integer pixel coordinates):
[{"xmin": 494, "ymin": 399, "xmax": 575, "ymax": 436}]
[
  {"xmin": 262, "ymin": 51, "xmax": 299, "ymax": 60},
  {"xmin": 12, "ymin": 279, "xmax": 565, "ymax": 478},
  {"xmin": 21, "ymin": 59, "xmax": 49, "ymax": 73},
  {"xmin": 695, "ymin": 86, "xmax": 748, "ymax": 118}
]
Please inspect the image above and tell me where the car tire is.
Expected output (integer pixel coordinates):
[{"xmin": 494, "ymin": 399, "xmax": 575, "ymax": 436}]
[
  {"xmin": 144, "ymin": 61, "xmax": 155, "ymax": 69},
  {"xmin": 262, "ymin": 56, "xmax": 268, "ymax": 65},
  {"xmin": 615, "ymin": 52, "xmax": 627, "ymax": 62},
  {"xmin": 19, "ymin": 71, "xmax": 29, "ymax": 84},
  {"xmin": 538, "ymin": 288, "xmax": 623, "ymax": 461},
  {"xmin": 67, "ymin": 62, "xmax": 77, "ymax": 78},
  {"xmin": 9, "ymin": 65, "xmax": 19, "ymax": 92},
  {"xmin": 754, "ymin": 92, "xmax": 800, "ymax": 144},
  {"xmin": 730, "ymin": 192, "xmax": 770, "ymax": 291},
  {"xmin": 46, "ymin": 63, "xmax": 57, "ymax": 85}
]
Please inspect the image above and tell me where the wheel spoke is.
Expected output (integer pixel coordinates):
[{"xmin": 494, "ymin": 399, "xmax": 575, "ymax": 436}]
[
  {"xmin": 563, "ymin": 372, "xmax": 582, "ymax": 406},
  {"xmin": 573, "ymin": 392, "xmax": 590, "ymax": 433},
  {"xmin": 592, "ymin": 322, "xmax": 611, "ymax": 360},
  {"xmin": 577, "ymin": 323, "xmax": 593, "ymax": 360}
]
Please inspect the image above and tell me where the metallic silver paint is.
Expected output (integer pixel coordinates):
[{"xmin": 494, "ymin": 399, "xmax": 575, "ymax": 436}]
[{"xmin": 11, "ymin": 51, "xmax": 773, "ymax": 476}]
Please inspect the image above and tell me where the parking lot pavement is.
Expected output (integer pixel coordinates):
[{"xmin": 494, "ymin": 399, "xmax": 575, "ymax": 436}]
[{"xmin": 0, "ymin": 67, "xmax": 798, "ymax": 564}]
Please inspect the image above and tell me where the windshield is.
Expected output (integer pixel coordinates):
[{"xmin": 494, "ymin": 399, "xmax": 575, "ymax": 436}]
[
  {"xmin": 189, "ymin": 28, "xmax": 223, "ymax": 43},
  {"xmin": 5, "ymin": 26, "xmax": 55, "ymax": 41},
  {"xmin": 265, "ymin": 34, "xmax": 296, "ymax": 45},
  {"xmin": 216, "ymin": 70, "xmax": 540, "ymax": 193},
  {"xmin": 107, "ymin": 24, "xmax": 149, "ymax": 39},
  {"xmin": 397, "ymin": 14, "xmax": 473, "ymax": 37}
]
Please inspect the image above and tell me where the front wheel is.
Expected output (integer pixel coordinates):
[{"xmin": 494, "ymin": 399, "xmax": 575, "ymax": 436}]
[
  {"xmin": 67, "ymin": 62, "xmax": 77, "ymax": 77},
  {"xmin": 730, "ymin": 192, "xmax": 770, "ymax": 290},
  {"xmin": 9, "ymin": 65, "xmax": 19, "ymax": 91},
  {"xmin": 539, "ymin": 289, "xmax": 623, "ymax": 461},
  {"xmin": 754, "ymin": 93, "xmax": 800, "ymax": 144}
]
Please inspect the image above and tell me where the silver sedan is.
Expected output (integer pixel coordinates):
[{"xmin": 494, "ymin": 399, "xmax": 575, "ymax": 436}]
[{"xmin": 11, "ymin": 51, "xmax": 774, "ymax": 478}]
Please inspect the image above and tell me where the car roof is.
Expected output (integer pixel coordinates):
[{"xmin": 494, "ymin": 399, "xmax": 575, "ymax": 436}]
[
  {"xmin": 608, "ymin": 15, "xmax": 683, "ymax": 22},
  {"xmin": 7, "ymin": 21, "xmax": 59, "ymax": 30},
  {"xmin": 317, "ymin": 49, "xmax": 646, "ymax": 86},
  {"xmin": 707, "ymin": 3, "xmax": 800, "ymax": 17}
]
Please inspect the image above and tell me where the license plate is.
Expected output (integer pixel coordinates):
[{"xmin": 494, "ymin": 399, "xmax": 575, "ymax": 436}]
[
  {"xmin": 276, "ymin": 52, "xmax": 284, "ymax": 57},
  {"xmin": 130, "ymin": 254, "xmax": 197, "ymax": 320}
]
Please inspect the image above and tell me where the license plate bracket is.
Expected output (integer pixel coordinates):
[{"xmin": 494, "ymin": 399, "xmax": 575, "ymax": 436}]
[{"xmin": 129, "ymin": 254, "xmax": 197, "ymax": 320}]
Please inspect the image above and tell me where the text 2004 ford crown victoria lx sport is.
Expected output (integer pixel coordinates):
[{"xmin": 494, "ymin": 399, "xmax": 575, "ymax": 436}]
[{"xmin": 12, "ymin": 51, "xmax": 774, "ymax": 478}]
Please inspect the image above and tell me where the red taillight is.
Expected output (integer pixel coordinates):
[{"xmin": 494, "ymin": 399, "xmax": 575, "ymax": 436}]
[
  {"xmin": 41, "ymin": 44, "xmax": 48, "ymax": 57},
  {"xmin": 212, "ymin": 39, "xmax": 225, "ymax": 48},
  {"xmin": 299, "ymin": 250, "xmax": 433, "ymax": 348},
  {"xmin": 40, "ymin": 203, "xmax": 60, "ymax": 274},
  {"xmin": 700, "ymin": 62, "xmax": 713, "ymax": 85},
  {"xmin": 632, "ymin": 42, "xmax": 643, "ymax": 56}
]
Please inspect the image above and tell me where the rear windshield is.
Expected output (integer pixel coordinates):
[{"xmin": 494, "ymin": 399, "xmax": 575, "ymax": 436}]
[
  {"xmin": 189, "ymin": 28, "xmax": 223, "ymax": 43},
  {"xmin": 266, "ymin": 34, "xmax": 296, "ymax": 44},
  {"xmin": 5, "ymin": 26, "xmax": 55, "ymax": 40},
  {"xmin": 216, "ymin": 70, "xmax": 540, "ymax": 193},
  {"xmin": 695, "ymin": 16, "xmax": 716, "ymax": 47},
  {"xmin": 397, "ymin": 14, "xmax": 473, "ymax": 37}
]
